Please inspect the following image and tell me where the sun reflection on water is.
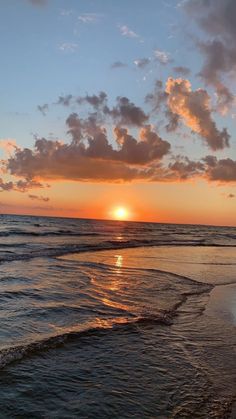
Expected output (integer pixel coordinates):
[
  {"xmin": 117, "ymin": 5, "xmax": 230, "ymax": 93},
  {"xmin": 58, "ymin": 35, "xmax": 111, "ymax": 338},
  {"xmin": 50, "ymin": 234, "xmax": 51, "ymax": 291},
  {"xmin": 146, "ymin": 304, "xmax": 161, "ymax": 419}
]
[{"xmin": 115, "ymin": 255, "xmax": 123, "ymax": 268}]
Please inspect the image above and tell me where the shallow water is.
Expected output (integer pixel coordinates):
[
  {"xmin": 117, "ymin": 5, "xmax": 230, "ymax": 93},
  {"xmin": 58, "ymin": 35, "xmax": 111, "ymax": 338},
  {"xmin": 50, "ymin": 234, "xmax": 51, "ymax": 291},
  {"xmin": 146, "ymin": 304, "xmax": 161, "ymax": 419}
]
[{"xmin": 0, "ymin": 215, "xmax": 235, "ymax": 418}]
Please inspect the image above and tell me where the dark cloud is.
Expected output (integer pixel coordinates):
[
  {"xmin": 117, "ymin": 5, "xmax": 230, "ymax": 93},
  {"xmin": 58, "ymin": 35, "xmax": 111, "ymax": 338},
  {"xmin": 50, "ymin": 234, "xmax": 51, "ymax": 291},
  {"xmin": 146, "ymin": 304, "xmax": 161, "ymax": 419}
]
[
  {"xmin": 77, "ymin": 94, "xmax": 148, "ymax": 127},
  {"xmin": 0, "ymin": 179, "xmax": 14, "ymax": 191},
  {"xmin": 4, "ymin": 128, "xmax": 236, "ymax": 184},
  {"xmin": 104, "ymin": 97, "xmax": 149, "ymax": 127},
  {"xmin": 165, "ymin": 109, "xmax": 180, "ymax": 132},
  {"xmin": 57, "ymin": 92, "xmax": 147, "ymax": 127},
  {"xmin": 134, "ymin": 58, "xmax": 151, "ymax": 69},
  {"xmin": 165, "ymin": 78, "xmax": 230, "ymax": 150},
  {"xmin": 111, "ymin": 61, "xmax": 127, "ymax": 69},
  {"xmin": 145, "ymin": 80, "xmax": 168, "ymax": 112},
  {"xmin": 198, "ymin": 40, "xmax": 235, "ymax": 113},
  {"xmin": 66, "ymin": 113, "xmax": 83, "ymax": 143},
  {"xmin": 168, "ymin": 156, "xmax": 204, "ymax": 180},
  {"xmin": 5, "ymin": 116, "xmax": 171, "ymax": 182},
  {"xmin": 173, "ymin": 66, "xmax": 191, "ymax": 76},
  {"xmin": 0, "ymin": 177, "xmax": 46, "ymax": 192},
  {"xmin": 185, "ymin": 0, "xmax": 236, "ymax": 40},
  {"xmin": 15, "ymin": 179, "xmax": 46, "ymax": 191},
  {"xmin": 204, "ymin": 156, "xmax": 236, "ymax": 182},
  {"xmin": 167, "ymin": 154, "xmax": 236, "ymax": 183},
  {"xmin": 28, "ymin": 194, "xmax": 50, "ymax": 202},
  {"xmin": 57, "ymin": 95, "xmax": 73, "ymax": 107},
  {"xmin": 114, "ymin": 125, "xmax": 171, "ymax": 164},
  {"xmin": 37, "ymin": 104, "xmax": 49, "ymax": 116},
  {"xmin": 77, "ymin": 92, "xmax": 107, "ymax": 109},
  {"xmin": 184, "ymin": 0, "xmax": 236, "ymax": 112},
  {"xmin": 228, "ymin": 193, "xmax": 235, "ymax": 198}
]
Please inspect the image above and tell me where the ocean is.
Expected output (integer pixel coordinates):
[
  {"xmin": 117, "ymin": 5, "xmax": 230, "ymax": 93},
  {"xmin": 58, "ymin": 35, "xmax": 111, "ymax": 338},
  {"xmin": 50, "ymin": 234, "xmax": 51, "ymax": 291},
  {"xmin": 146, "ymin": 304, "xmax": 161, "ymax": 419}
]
[{"xmin": 0, "ymin": 214, "xmax": 235, "ymax": 418}]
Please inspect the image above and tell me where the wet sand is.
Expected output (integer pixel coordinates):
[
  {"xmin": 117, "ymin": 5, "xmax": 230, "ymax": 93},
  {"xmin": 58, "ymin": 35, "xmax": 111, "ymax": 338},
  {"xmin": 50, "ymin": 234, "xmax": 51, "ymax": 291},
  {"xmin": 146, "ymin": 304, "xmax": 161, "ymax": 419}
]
[{"xmin": 206, "ymin": 283, "xmax": 236, "ymax": 326}]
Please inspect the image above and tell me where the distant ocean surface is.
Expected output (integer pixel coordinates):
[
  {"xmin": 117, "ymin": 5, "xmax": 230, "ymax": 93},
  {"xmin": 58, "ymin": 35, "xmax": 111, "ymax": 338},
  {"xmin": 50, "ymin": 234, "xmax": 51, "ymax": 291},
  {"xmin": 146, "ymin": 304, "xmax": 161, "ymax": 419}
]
[{"xmin": 0, "ymin": 214, "xmax": 236, "ymax": 418}]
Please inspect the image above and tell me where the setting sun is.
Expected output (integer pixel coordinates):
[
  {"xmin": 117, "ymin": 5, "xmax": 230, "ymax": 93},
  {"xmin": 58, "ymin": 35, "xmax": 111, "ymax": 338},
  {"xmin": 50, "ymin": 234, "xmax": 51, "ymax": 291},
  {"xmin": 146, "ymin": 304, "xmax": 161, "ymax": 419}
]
[{"xmin": 113, "ymin": 207, "xmax": 129, "ymax": 220}]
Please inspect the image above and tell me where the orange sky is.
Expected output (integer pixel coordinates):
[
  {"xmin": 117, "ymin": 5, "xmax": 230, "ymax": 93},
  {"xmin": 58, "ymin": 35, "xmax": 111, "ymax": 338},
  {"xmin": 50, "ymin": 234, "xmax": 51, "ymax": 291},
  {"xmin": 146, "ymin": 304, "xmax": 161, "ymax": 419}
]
[{"xmin": 1, "ymin": 179, "xmax": 235, "ymax": 226}]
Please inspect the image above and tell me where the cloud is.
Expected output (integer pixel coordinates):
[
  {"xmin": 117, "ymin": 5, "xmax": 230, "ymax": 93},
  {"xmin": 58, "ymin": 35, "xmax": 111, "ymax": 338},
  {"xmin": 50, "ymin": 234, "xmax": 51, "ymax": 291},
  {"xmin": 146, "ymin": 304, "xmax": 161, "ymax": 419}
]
[
  {"xmin": 111, "ymin": 61, "xmax": 127, "ymax": 69},
  {"xmin": 154, "ymin": 49, "xmax": 171, "ymax": 64},
  {"xmin": 0, "ymin": 179, "xmax": 14, "ymax": 191},
  {"xmin": 77, "ymin": 91, "xmax": 107, "ymax": 109},
  {"xmin": 184, "ymin": 0, "xmax": 236, "ymax": 113},
  {"xmin": 15, "ymin": 179, "xmax": 47, "ymax": 192},
  {"xmin": 56, "ymin": 92, "xmax": 148, "ymax": 127},
  {"xmin": 59, "ymin": 43, "xmax": 78, "ymax": 53},
  {"xmin": 0, "ymin": 140, "xmax": 18, "ymax": 156},
  {"xmin": 165, "ymin": 78, "xmax": 230, "ymax": 150},
  {"xmin": 0, "ymin": 177, "xmax": 46, "ymax": 192},
  {"xmin": 78, "ymin": 13, "xmax": 100, "ymax": 23},
  {"xmin": 5, "ymin": 114, "xmax": 171, "ymax": 182},
  {"xmin": 105, "ymin": 97, "xmax": 149, "ymax": 126},
  {"xmin": 166, "ymin": 154, "xmax": 236, "ymax": 183},
  {"xmin": 57, "ymin": 95, "xmax": 73, "ymax": 107},
  {"xmin": 4, "ymin": 127, "xmax": 236, "ymax": 184},
  {"xmin": 134, "ymin": 58, "xmax": 151, "ymax": 69},
  {"xmin": 70, "ymin": 93, "xmax": 149, "ymax": 127},
  {"xmin": 60, "ymin": 9, "xmax": 73, "ymax": 17},
  {"xmin": 165, "ymin": 109, "xmax": 180, "ymax": 132},
  {"xmin": 37, "ymin": 104, "xmax": 49, "ymax": 116},
  {"xmin": 168, "ymin": 156, "xmax": 205, "ymax": 180},
  {"xmin": 119, "ymin": 25, "xmax": 139, "ymax": 39},
  {"xmin": 203, "ymin": 156, "xmax": 236, "ymax": 182},
  {"xmin": 228, "ymin": 193, "xmax": 235, "ymax": 198},
  {"xmin": 113, "ymin": 125, "xmax": 171, "ymax": 164},
  {"xmin": 173, "ymin": 66, "xmax": 191, "ymax": 76},
  {"xmin": 28, "ymin": 194, "xmax": 50, "ymax": 202},
  {"xmin": 145, "ymin": 80, "xmax": 168, "ymax": 111}
]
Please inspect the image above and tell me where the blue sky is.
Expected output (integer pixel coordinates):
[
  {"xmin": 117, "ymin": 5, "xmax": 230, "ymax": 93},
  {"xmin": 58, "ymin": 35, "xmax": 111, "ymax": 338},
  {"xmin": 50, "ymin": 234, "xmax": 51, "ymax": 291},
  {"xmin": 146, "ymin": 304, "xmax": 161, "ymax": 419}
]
[{"xmin": 0, "ymin": 0, "xmax": 191, "ymax": 144}]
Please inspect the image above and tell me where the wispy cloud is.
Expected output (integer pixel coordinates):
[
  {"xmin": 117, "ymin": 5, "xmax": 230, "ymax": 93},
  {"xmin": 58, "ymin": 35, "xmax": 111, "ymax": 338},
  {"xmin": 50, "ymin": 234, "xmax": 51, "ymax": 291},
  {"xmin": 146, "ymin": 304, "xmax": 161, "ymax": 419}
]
[
  {"xmin": 37, "ymin": 104, "xmax": 49, "ymax": 116},
  {"xmin": 119, "ymin": 25, "xmax": 139, "ymax": 39},
  {"xmin": 134, "ymin": 58, "xmax": 151, "ymax": 69},
  {"xmin": 173, "ymin": 66, "xmax": 191, "ymax": 76},
  {"xmin": 78, "ymin": 13, "xmax": 100, "ymax": 24},
  {"xmin": 28, "ymin": 194, "xmax": 50, "ymax": 202},
  {"xmin": 59, "ymin": 42, "xmax": 78, "ymax": 53},
  {"xmin": 154, "ymin": 49, "xmax": 171, "ymax": 64},
  {"xmin": 60, "ymin": 9, "xmax": 73, "ymax": 17},
  {"xmin": 111, "ymin": 61, "xmax": 127, "ymax": 69}
]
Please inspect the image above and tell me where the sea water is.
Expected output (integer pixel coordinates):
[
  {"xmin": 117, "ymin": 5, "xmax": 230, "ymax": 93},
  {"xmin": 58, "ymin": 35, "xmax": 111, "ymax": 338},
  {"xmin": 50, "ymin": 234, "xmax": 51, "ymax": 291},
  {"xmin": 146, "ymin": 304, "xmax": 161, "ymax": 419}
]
[{"xmin": 0, "ymin": 214, "xmax": 235, "ymax": 418}]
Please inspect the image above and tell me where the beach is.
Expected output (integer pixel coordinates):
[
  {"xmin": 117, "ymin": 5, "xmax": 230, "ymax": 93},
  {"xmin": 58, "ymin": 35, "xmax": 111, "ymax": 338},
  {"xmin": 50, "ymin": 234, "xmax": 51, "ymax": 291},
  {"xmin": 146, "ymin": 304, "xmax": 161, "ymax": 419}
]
[{"xmin": 0, "ymin": 214, "xmax": 235, "ymax": 418}]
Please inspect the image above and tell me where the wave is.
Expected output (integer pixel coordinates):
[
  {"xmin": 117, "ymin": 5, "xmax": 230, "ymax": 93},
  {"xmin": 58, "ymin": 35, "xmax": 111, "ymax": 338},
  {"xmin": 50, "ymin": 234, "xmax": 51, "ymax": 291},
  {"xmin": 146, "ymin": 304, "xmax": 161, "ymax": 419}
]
[
  {"xmin": 0, "ymin": 312, "xmax": 174, "ymax": 370},
  {"xmin": 0, "ymin": 230, "xmax": 100, "ymax": 237},
  {"xmin": 0, "ymin": 238, "xmax": 235, "ymax": 264}
]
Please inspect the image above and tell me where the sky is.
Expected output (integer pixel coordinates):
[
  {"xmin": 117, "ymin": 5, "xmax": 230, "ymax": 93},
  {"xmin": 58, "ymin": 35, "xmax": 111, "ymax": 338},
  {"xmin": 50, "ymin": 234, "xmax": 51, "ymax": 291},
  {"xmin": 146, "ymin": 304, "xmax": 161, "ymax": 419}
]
[{"xmin": 0, "ymin": 0, "xmax": 236, "ymax": 225}]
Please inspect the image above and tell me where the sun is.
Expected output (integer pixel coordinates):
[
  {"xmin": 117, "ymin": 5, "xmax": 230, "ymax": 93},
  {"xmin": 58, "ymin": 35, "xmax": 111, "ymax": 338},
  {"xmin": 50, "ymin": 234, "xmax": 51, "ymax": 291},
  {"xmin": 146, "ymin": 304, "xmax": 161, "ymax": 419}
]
[{"xmin": 113, "ymin": 206, "xmax": 129, "ymax": 220}]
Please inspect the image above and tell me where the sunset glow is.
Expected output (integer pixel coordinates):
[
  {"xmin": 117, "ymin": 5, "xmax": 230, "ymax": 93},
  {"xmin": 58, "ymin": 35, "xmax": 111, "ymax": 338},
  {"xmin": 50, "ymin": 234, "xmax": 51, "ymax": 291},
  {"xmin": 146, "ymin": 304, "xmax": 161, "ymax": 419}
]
[{"xmin": 112, "ymin": 207, "xmax": 129, "ymax": 220}]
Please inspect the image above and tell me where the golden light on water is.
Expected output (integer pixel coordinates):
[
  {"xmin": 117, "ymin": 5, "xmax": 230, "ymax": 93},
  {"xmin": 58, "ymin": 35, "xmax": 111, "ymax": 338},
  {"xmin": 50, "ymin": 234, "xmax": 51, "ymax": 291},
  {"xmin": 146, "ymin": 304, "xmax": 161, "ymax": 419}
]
[{"xmin": 115, "ymin": 254, "xmax": 123, "ymax": 268}]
